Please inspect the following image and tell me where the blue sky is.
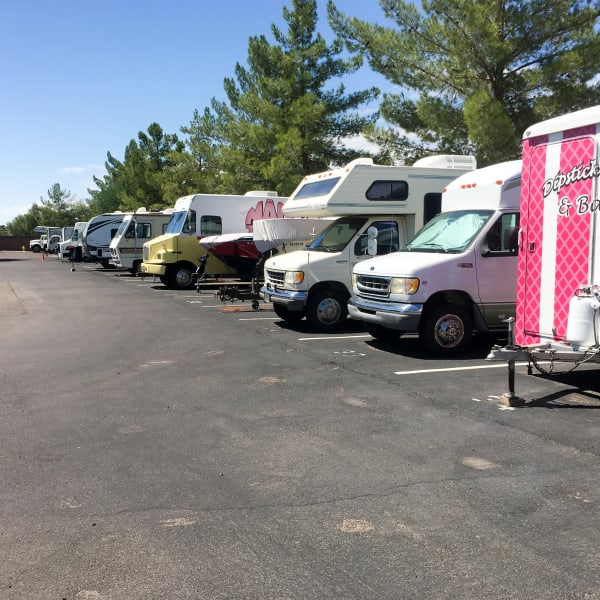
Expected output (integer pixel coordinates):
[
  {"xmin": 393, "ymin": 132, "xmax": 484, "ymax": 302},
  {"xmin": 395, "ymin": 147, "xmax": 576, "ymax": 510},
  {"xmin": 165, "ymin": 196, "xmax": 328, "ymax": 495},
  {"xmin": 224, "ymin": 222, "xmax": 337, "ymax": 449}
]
[{"xmin": 0, "ymin": 0, "xmax": 392, "ymax": 226}]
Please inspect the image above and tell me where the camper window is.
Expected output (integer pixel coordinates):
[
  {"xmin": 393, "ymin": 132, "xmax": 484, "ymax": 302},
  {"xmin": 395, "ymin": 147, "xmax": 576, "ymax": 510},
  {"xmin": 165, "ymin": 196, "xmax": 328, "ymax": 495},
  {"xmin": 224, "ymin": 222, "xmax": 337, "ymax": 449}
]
[
  {"xmin": 294, "ymin": 177, "xmax": 341, "ymax": 200},
  {"xmin": 123, "ymin": 222, "xmax": 136, "ymax": 239},
  {"xmin": 483, "ymin": 213, "xmax": 520, "ymax": 256},
  {"xmin": 424, "ymin": 193, "xmax": 442, "ymax": 223},
  {"xmin": 366, "ymin": 180, "xmax": 408, "ymax": 201},
  {"xmin": 182, "ymin": 211, "xmax": 196, "ymax": 234},
  {"xmin": 354, "ymin": 221, "xmax": 400, "ymax": 256},
  {"xmin": 200, "ymin": 215, "xmax": 222, "ymax": 236},
  {"xmin": 136, "ymin": 222, "xmax": 152, "ymax": 238}
]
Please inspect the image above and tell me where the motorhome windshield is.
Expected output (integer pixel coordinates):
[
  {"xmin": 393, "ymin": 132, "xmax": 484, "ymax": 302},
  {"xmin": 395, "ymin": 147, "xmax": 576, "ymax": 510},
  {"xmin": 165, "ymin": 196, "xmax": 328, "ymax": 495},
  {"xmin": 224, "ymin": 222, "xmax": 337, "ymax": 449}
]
[
  {"xmin": 308, "ymin": 216, "xmax": 368, "ymax": 253},
  {"xmin": 165, "ymin": 210, "xmax": 196, "ymax": 235},
  {"xmin": 403, "ymin": 210, "xmax": 493, "ymax": 253},
  {"xmin": 294, "ymin": 177, "xmax": 341, "ymax": 200},
  {"xmin": 115, "ymin": 219, "xmax": 133, "ymax": 239}
]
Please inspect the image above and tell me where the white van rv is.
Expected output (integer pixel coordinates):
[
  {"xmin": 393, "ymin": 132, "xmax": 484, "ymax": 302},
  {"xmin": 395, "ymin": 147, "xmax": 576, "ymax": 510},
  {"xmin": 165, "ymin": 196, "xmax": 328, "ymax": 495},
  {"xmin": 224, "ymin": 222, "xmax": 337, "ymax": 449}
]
[
  {"xmin": 58, "ymin": 221, "xmax": 88, "ymax": 260},
  {"xmin": 261, "ymin": 155, "xmax": 476, "ymax": 331},
  {"xmin": 348, "ymin": 161, "xmax": 521, "ymax": 355},
  {"xmin": 110, "ymin": 209, "xmax": 172, "ymax": 273},
  {"xmin": 141, "ymin": 192, "xmax": 285, "ymax": 288},
  {"xmin": 82, "ymin": 213, "xmax": 125, "ymax": 267}
]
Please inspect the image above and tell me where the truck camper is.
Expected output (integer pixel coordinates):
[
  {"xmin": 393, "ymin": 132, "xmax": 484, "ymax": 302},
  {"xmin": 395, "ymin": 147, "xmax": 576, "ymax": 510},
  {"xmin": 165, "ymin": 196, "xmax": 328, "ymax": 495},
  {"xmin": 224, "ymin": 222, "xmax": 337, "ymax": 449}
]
[
  {"xmin": 261, "ymin": 155, "xmax": 476, "ymax": 331},
  {"xmin": 82, "ymin": 213, "xmax": 125, "ymax": 267},
  {"xmin": 110, "ymin": 209, "xmax": 172, "ymax": 273},
  {"xmin": 348, "ymin": 161, "xmax": 521, "ymax": 354},
  {"xmin": 141, "ymin": 191, "xmax": 285, "ymax": 288},
  {"xmin": 488, "ymin": 106, "xmax": 600, "ymax": 390}
]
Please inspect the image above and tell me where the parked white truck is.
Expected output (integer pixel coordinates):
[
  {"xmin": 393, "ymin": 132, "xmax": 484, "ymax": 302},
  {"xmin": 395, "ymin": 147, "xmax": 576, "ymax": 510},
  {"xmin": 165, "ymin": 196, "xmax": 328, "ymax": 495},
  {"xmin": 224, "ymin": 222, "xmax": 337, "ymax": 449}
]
[
  {"xmin": 261, "ymin": 155, "xmax": 476, "ymax": 331},
  {"xmin": 348, "ymin": 160, "xmax": 521, "ymax": 355},
  {"xmin": 110, "ymin": 209, "xmax": 172, "ymax": 273},
  {"xmin": 58, "ymin": 221, "xmax": 88, "ymax": 260}
]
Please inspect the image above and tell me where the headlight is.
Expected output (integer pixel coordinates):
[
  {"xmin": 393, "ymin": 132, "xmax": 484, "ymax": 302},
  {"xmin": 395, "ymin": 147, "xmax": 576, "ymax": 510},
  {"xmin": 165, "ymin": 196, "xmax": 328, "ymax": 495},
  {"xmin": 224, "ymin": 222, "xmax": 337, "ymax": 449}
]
[
  {"xmin": 390, "ymin": 277, "xmax": 419, "ymax": 295},
  {"xmin": 351, "ymin": 273, "xmax": 357, "ymax": 288},
  {"xmin": 284, "ymin": 271, "xmax": 304, "ymax": 285}
]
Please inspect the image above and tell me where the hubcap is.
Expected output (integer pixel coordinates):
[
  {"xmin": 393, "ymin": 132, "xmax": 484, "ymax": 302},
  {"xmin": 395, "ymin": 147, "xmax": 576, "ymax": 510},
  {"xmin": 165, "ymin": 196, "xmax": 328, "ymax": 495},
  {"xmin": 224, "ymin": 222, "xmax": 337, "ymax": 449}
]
[
  {"xmin": 434, "ymin": 314, "xmax": 464, "ymax": 348},
  {"xmin": 176, "ymin": 269, "xmax": 192, "ymax": 287},
  {"xmin": 317, "ymin": 297, "xmax": 341, "ymax": 325}
]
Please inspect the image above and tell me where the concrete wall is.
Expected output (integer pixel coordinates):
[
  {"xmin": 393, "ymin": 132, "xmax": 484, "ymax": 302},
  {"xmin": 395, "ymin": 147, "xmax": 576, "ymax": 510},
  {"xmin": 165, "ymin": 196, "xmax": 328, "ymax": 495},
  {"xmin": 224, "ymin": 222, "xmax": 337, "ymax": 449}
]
[{"xmin": 0, "ymin": 237, "xmax": 38, "ymax": 251}]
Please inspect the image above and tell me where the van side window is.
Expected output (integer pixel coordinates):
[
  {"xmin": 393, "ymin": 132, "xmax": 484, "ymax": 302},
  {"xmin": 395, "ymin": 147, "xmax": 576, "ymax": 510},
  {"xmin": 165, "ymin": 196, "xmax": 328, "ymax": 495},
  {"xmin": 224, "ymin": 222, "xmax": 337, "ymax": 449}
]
[
  {"xmin": 124, "ymin": 222, "xmax": 136, "ymax": 239},
  {"xmin": 136, "ymin": 223, "xmax": 152, "ymax": 238},
  {"xmin": 201, "ymin": 215, "xmax": 222, "ymax": 236},
  {"xmin": 182, "ymin": 210, "xmax": 196, "ymax": 234},
  {"xmin": 484, "ymin": 213, "xmax": 520, "ymax": 256},
  {"xmin": 424, "ymin": 193, "xmax": 442, "ymax": 223},
  {"xmin": 366, "ymin": 180, "xmax": 408, "ymax": 201},
  {"xmin": 354, "ymin": 221, "xmax": 400, "ymax": 256}
]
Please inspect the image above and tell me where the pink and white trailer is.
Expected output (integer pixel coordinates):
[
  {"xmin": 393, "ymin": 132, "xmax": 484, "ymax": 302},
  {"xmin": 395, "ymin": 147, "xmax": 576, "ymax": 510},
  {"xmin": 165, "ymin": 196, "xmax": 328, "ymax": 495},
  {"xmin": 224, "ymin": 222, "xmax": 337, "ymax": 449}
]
[{"xmin": 488, "ymin": 106, "xmax": 600, "ymax": 398}]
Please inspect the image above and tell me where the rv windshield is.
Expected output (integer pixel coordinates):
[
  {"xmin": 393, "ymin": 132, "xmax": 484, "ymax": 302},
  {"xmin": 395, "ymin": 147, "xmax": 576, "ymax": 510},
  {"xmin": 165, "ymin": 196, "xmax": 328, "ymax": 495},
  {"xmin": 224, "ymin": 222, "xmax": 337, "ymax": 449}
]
[
  {"xmin": 294, "ymin": 177, "xmax": 341, "ymax": 200},
  {"xmin": 403, "ymin": 210, "xmax": 493, "ymax": 253},
  {"xmin": 165, "ymin": 210, "xmax": 195, "ymax": 235},
  {"xmin": 115, "ymin": 220, "xmax": 132, "ymax": 240},
  {"xmin": 308, "ymin": 216, "xmax": 368, "ymax": 253}
]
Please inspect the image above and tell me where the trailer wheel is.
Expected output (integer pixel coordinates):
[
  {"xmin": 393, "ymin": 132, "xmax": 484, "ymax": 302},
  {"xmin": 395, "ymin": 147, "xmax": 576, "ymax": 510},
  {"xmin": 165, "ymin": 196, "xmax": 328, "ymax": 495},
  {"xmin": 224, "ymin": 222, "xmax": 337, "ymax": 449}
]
[
  {"xmin": 273, "ymin": 303, "xmax": 305, "ymax": 323},
  {"xmin": 364, "ymin": 323, "xmax": 404, "ymax": 341},
  {"xmin": 420, "ymin": 302, "xmax": 473, "ymax": 356},
  {"xmin": 306, "ymin": 288, "xmax": 348, "ymax": 332}
]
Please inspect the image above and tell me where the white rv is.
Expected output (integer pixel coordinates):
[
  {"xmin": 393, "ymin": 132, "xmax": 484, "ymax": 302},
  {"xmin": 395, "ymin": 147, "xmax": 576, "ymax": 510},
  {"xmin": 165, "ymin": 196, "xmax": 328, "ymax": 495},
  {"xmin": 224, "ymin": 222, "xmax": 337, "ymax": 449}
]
[
  {"xmin": 58, "ymin": 221, "xmax": 88, "ymax": 260},
  {"xmin": 141, "ymin": 192, "xmax": 285, "ymax": 288},
  {"xmin": 261, "ymin": 155, "xmax": 476, "ymax": 331},
  {"xmin": 82, "ymin": 213, "xmax": 125, "ymax": 267},
  {"xmin": 110, "ymin": 209, "xmax": 172, "ymax": 273},
  {"xmin": 348, "ymin": 161, "xmax": 521, "ymax": 355}
]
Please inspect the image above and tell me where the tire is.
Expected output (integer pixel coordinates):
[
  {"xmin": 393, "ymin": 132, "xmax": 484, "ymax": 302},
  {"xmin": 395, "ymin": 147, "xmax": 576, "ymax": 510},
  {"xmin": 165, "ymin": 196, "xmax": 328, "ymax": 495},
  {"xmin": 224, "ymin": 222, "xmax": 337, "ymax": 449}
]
[
  {"xmin": 306, "ymin": 288, "xmax": 348, "ymax": 332},
  {"xmin": 31, "ymin": 245, "xmax": 40, "ymax": 253},
  {"xmin": 364, "ymin": 322, "xmax": 404, "ymax": 341},
  {"xmin": 167, "ymin": 263, "xmax": 195, "ymax": 289},
  {"xmin": 420, "ymin": 302, "xmax": 473, "ymax": 356},
  {"xmin": 130, "ymin": 260, "xmax": 142, "ymax": 276},
  {"xmin": 273, "ymin": 302, "xmax": 305, "ymax": 323},
  {"xmin": 159, "ymin": 275, "xmax": 169, "ymax": 285}
]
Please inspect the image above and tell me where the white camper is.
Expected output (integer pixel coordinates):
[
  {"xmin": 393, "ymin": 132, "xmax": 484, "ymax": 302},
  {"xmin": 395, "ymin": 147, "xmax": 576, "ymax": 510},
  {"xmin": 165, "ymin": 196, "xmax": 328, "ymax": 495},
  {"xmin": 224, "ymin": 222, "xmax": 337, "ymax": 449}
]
[
  {"xmin": 141, "ymin": 192, "xmax": 285, "ymax": 288},
  {"xmin": 349, "ymin": 161, "xmax": 521, "ymax": 355},
  {"xmin": 110, "ymin": 209, "xmax": 172, "ymax": 273},
  {"xmin": 82, "ymin": 213, "xmax": 125, "ymax": 267},
  {"xmin": 58, "ymin": 221, "xmax": 88, "ymax": 260},
  {"xmin": 488, "ymin": 106, "xmax": 600, "ymax": 390},
  {"xmin": 261, "ymin": 155, "xmax": 476, "ymax": 331}
]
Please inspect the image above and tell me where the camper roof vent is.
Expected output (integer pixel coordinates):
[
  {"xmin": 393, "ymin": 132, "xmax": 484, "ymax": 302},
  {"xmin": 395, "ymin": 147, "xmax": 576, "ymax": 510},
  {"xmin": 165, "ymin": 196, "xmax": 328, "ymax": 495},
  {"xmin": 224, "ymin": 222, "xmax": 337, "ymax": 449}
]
[
  {"xmin": 413, "ymin": 154, "xmax": 477, "ymax": 170},
  {"xmin": 344, "ymin": 157, "xmax": 374, "ymax": 169},
  {"xmin": 136, "ymin": 207, "xmax": 148, "ymax": 213},
  {"xmin": 245, "ymin": 190, "xmax": 279, "ymax": 197}
]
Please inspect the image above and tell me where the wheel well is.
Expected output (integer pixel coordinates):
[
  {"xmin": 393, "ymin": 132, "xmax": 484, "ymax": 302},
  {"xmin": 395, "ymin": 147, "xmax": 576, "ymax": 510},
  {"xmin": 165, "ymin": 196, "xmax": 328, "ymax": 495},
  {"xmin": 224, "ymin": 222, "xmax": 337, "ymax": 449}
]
[
  {"xmin": 172, "ymin": 261, "xmax": 196, "ymax": 273},
  {"xmin": 308, "ymin": 281, "xmax": 350, "ymax": 302},
  {"xmin": 423, "ymin": 291, "xmax": 487, "ymax": 331}
]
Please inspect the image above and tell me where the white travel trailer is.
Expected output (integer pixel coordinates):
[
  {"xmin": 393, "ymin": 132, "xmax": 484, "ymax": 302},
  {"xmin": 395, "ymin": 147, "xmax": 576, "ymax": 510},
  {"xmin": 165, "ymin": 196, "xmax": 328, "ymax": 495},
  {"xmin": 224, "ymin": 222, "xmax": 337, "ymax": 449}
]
[
  {"xmin": 488, "ymin": 106, "xmax": 600, "ymax": 398},
  {"xmin": 82, "ymin": 213, "xmax": 125, "ymax": 267},
  {"xmin": 261, "ymin": 155, "xmax": 476, "ymax": 331},
  {"xmin": 110, "ymin": 209, "xmax": 172, "ymax": 273},
  {"xmin": 349, "ymin": 161, "xmax": 521, "ymax": 355},
  {"xmin": 142, "ymin": 192, "xmax": 286, "ymax": 288}
]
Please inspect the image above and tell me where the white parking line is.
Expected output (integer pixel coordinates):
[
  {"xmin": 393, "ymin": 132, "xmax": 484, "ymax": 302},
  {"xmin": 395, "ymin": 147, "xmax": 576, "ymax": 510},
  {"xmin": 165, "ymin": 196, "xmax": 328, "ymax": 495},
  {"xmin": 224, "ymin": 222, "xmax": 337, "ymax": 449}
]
[
  {"xmin": 298, "ymin": 334, "xmax": 372, "ymax": 341},
  {"xmin": 394, "ymin": 362, "xmax": 530, "ymax": 375},
  {"xmin": 238, "ymin": 317, "xmax": 279, "ymax": 321}
]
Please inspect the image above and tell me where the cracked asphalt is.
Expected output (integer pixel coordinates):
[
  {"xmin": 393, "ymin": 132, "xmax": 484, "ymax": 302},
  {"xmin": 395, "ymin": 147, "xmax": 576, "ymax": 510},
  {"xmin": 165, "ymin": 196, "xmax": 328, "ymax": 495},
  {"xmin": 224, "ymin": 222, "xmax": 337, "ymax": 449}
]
[{"xmin": 2, "ymin": 251, "xmax": 600, "ymax": 600}]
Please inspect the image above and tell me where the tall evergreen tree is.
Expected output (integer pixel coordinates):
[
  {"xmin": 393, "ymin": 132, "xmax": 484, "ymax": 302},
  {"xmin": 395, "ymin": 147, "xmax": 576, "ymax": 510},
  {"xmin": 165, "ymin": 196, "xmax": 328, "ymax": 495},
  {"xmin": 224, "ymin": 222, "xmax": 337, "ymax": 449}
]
[
  {"xmin": 189, "ymin": 0, "xmax": 380, "ymax": 196},
  {"xmin": 328, "ymin": 0, "xmax": 600, "ymax": 166}
]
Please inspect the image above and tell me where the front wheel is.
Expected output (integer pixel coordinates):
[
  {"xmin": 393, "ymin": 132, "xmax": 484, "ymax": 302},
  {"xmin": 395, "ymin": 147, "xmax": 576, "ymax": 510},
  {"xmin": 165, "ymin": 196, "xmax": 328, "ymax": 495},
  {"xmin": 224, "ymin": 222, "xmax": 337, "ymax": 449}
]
[
  {"xmin": 364, "ymin": 322, "xmax": 404, "ymax": 341},
  {"xmin": 273, "ymin": 303, "xmax": 305, "ymax": 323},
  {"xmin": 420, "ymin": 302, "xmax": 473, "ymax": 356},
  {"xmin": 306, "ymin": 288, "xmax": 348, "ymax": 332},
  {"xmin": 167, "ymin": 263, "xmax": 195, "ymax": 289}
]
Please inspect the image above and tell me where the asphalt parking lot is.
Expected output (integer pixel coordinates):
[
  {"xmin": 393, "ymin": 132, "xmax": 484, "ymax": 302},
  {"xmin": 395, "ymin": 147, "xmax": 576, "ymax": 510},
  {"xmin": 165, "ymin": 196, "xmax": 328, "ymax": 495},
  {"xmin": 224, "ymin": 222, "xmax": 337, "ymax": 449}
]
[{"xmin": 2, "ymin": 251, "xmax": 600, "ymax": 599}]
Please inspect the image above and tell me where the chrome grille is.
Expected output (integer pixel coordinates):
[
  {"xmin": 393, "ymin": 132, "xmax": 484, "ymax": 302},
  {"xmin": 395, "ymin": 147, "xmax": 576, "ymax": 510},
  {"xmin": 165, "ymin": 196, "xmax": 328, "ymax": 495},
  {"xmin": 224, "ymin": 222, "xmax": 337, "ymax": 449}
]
[
  {"xmin": 265, "ymin": 269, "xmax": 285, "ymax": 286},
  {"xmin": 356, "ymin": 275, "xmax": 391, "ymax": 297}
]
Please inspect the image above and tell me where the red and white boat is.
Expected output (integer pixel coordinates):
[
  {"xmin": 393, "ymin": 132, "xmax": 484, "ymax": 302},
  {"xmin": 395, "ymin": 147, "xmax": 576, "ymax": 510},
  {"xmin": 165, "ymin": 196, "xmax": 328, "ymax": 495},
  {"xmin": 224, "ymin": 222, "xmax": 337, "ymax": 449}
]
[{"xmin": 200, "ymin": 233, "xmax": 263, "ymax": 280}]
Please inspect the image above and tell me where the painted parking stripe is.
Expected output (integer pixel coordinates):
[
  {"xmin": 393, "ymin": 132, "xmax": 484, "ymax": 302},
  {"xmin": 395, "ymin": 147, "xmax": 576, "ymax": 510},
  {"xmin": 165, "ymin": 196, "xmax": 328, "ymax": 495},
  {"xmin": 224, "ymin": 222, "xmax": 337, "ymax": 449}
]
[
  {"xmin": 394, "ymin": 363, "xmax": 531, "ymax": 375},
  {"xmin": 298, "ymin": 334, "xmax": 372, "ymax": 341}
]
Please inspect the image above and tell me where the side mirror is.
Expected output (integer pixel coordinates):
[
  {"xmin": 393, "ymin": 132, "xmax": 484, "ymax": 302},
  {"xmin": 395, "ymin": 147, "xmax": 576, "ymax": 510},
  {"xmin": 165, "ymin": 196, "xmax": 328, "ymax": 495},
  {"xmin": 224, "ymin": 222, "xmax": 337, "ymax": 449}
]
[{"xmin": 367, "ymin": 226, "xmax": 378, "ymax": 256}]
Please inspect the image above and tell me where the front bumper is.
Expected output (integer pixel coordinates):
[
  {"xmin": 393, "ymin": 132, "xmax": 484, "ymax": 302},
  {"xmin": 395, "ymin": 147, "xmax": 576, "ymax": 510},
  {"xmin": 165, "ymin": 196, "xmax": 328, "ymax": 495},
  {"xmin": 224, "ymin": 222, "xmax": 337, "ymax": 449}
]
[
  {"xmin": 260, "ymin": 285, "xmax": 308, "ymax": 312},
  {"xmin": 141, "ymin": 263, "xmax": 167, "ymax": 276},
  {"xmin": 347, "ymin": 295, "xmax": 423, "ymax": 331}
]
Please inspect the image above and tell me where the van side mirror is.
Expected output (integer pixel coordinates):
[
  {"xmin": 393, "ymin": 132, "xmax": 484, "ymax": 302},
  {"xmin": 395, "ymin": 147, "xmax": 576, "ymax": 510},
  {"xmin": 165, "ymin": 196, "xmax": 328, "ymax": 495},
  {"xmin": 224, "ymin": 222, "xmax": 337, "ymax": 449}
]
[{"xmin": 367, "ymin": 226, "xmax": 378, "ymax": 256}]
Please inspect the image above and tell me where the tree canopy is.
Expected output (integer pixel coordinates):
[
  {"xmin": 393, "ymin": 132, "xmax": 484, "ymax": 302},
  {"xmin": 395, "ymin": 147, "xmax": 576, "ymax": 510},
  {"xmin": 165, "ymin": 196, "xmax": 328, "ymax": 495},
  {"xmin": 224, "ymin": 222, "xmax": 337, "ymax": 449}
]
[{"xmin": 328, "ymin": 0, "xmax": 600, "ymax": 165}]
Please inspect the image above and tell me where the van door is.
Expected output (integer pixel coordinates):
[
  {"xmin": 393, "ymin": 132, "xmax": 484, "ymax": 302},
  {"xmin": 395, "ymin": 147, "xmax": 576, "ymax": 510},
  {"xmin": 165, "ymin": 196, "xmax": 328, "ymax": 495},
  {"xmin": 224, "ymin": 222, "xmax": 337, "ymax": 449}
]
[
  {"xmin": 350, "ymin": 218, "xmax": 405, "ymax": 272},
  {"xmin": 474, "ymin": 212, "xmax": 520, "ymax": 326}
]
